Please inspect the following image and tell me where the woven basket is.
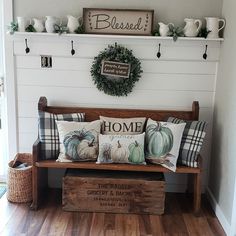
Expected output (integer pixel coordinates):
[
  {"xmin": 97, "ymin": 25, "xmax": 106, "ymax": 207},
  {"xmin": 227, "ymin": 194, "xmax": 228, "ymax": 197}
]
[{"xmin": 7, "ymin": 153, "xmax": 33, "ymax": 203}]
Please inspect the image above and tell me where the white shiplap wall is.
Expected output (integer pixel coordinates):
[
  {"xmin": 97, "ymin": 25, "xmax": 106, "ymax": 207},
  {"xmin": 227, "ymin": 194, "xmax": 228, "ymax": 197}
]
[{"xmin": 13, "ymin": 33, "xmax": 221, "ymax": 191}]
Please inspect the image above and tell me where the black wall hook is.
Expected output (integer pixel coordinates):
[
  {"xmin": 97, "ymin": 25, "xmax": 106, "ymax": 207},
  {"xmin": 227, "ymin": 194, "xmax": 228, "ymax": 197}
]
[
  {"xmin": 25, "ymin": 38, "xmax": 30, "ymax": 54},
  {"xmin": 71, "ymin": 40, "xmax": 75, "ymax": 56},
  {"xmin": 203, "ymin": 45, "xmax": 208, "ymax": 60},
  {"xmin": 157, "ymin": 43, "xmax": 161, "ymax": 58}
]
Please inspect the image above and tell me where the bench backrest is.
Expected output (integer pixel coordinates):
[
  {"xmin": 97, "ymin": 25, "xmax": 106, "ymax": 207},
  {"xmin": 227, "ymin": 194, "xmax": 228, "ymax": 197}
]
[{"xmin": 38, "ymin": 97, "xmax": 199, "ymax": 121}]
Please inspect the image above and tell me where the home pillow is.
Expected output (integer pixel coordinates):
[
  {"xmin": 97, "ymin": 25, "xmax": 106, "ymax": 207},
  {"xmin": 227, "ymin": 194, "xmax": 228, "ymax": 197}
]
[
  {"xmin": 145, "ymin": 118, "xmax": 186, "ymax": 172},
  {"xmin": 97, "ymin": 133, "xmax": 146, "ymax": 165},
  {"xmin": 100, "ymin": 116, "xmax": 146, "ymax": 135},
  {"xmin": 38, "ymin": 111, "xmax": 85, "ymax": 160},
  {"xmin": 167, "ymin": 117, "xmax": 207, "ymax": 167},
  {"xmin": 56, "ymin": 120, "xmax": 101, "ymax": 162}
]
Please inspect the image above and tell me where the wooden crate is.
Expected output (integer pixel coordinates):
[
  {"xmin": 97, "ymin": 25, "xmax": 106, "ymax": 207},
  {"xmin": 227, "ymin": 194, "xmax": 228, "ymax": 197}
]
[{"xmin": 62, "ymin": 169, "xmax": 165, "ymax": 215}]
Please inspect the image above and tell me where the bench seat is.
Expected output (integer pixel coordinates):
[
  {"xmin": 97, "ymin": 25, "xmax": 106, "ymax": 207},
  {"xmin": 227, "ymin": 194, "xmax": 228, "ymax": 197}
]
[{"xmin": 36, "ymin": 159, "xmax": 201, "ymax": 174}]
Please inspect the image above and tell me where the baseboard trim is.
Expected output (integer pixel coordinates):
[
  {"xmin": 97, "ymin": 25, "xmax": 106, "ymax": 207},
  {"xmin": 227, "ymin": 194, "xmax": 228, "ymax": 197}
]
[{"xmin": 206, "ymin": 187, "xmax": 231, "ymax": 236}]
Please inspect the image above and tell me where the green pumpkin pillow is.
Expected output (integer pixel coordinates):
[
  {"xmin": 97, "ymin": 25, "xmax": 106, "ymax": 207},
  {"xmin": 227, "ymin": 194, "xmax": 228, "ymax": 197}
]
[
  {"xmin": 145, "ymin": 118, "xmax": 186, "ymax": 171},
  {"xmin": 97, "ymin": 133, "xmax": 146, "ymax": 165}
]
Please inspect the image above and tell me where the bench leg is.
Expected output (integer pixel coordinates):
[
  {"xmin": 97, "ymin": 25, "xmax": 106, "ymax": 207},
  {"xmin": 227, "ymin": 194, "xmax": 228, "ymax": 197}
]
[
  {"xmin": 30, "ymin": 166, "xmax": 48, "ymax": 210},
  {"xmin": 193, "ymin": 172, "xmax": 201, "ymax": 215},
  {"xmin": 30, "ymin": 165, "xmax": 39, "ymax": 210}
]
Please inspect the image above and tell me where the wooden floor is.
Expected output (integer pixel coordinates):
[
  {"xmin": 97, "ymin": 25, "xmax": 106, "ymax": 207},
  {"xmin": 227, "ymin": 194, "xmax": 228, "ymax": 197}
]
[{"xmin": 0, "ymin": 190, "xmax": 226, "ymax": 236}]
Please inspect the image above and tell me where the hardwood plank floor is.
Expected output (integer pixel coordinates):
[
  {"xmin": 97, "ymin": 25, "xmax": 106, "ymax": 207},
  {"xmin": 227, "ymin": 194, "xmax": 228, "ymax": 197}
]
[{"xmin": 0, "ymin": 190, "xmax": 226, "ymax": 236}]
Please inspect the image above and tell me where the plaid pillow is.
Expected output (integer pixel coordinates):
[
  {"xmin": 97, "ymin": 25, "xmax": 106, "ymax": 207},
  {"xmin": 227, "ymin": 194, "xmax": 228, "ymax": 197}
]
[
  {"xmin": 167, "ymin": 117, "xmax": 207, "ymax": 167},
  {"xmin": 39, "ymin": 111, "xmax": 85, "ymax": 160}
]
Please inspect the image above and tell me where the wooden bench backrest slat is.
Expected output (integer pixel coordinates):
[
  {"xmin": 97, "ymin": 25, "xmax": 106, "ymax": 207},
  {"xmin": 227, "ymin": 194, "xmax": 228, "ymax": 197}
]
[{"xmin": 38, "ymin": 97, "xmax": 199, "ymax": 121}]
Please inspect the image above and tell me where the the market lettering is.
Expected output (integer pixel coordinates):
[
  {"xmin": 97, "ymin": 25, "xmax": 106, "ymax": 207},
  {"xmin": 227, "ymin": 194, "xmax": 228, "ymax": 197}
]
[{"xmin": 92, "ymin": 14, "xmax": 143, "ymax": 31}]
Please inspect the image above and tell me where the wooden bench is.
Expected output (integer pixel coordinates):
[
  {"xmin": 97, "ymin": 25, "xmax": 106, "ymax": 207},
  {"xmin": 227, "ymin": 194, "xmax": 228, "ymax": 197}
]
[{"xmin": 31, "ymin": 96, "xmax": 202, "ymax": 214}]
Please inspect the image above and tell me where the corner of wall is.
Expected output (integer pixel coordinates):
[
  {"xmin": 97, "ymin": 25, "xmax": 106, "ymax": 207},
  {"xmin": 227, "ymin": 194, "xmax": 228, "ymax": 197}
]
[{"xmin": 206, "ymin": 187, "xmax": 231, "ymax": 236}]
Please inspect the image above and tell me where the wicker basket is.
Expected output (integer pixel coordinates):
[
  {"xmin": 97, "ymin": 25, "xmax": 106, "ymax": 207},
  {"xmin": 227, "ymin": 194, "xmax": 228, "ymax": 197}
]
[{"xmin": 7, "ymin": 153, "xmax": 33, "ymax": 203}]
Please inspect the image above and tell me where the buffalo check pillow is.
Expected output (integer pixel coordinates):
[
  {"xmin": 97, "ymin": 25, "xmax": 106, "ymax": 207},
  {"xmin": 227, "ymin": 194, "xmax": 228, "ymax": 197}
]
[
  {"xmin": 38, "ymin": 111, "xmax": 85, "ymax": 160},
  {"xmin": 167, "ymin": 117, "xmax": 207, "ymax": 167}
]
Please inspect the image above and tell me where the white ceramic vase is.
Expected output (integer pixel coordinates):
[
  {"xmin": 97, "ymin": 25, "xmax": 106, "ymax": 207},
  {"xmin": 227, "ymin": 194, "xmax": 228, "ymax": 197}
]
[
  {"xmin": 184, "ymin": 18, "xmax": 202, "ymax": 37},
  {"xmin": 45, "ymin": 16, "xmax": 58, "ymax": 33},
  {"xmin": 205, "ymin": 17, "xmax": 226, "ymax": 38},
  {"xmin": 67, "ymin": 15, "xmax": 81, "ymax": 33},
  {"xmin": 33, "ymin": 18, "xmax": 45, "ymax": 32},
  {"xmin": 158, "ymin": 22, "xmax": 174, "ymax": 37},
  {"xmin": 17, "ymin": 16, "xmax": 27, "ymax": 32}
]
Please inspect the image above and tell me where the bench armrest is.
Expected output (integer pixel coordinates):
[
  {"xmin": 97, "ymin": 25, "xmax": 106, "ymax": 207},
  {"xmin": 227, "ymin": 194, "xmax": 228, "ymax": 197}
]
[{"xmin": 32, "ymin": 138, "xmax": 41, "ymax": 164}]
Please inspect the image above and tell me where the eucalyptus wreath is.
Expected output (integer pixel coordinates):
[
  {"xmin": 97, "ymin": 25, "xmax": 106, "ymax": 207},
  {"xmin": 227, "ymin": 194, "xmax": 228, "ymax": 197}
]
[{"xmin": 91, "ymin": 43, "xmax": 143, "ymax": 97}]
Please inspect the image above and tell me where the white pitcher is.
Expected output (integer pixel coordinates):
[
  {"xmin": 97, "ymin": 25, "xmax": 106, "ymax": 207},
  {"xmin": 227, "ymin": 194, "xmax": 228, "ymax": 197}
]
[
  {"xmin": 205, "ymin": 17, "xmax": 226, "ymax": 38},
  {"xmin": 67, "ymin": 15, "xmax": 81, "ymax": 33},
  {"xmin": 45, "ymin": 16, "xmax": 58, "ymax": 33},
  {"xmin": 17, "ymin": 16, "xmax": 27, "ymax": 32},
  {"xmin": 158, "ymin": 22, "xmax": 174, "ymax": 37},
  {"xmin": 33, "ymin": 18, "xmax": 44, "ymax": 32},
  {"xmin": 184, "ymin": 18, "xmax": 202, "ymax": 37}
]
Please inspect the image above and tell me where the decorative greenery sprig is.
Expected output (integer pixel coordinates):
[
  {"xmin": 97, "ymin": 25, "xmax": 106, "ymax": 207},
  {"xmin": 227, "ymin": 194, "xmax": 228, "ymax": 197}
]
[
  {"xmin": 8, "ymin": 21, "xmax": 18, "ymax": 34},
  {"xmin": 198, "ymin": 28, "xmax": 211, "ymax": 38},
  {"xmin": 74, "ymin": 17, "xmax": 84, "ymax": 34},
  {"xmin": 168, "ymin": 24, "xmax": 184, "ymax": 41},
  {"xmin": 152, "ymin": 27, "xmax": 160, "ymax": 36},
  {"xmin": 25, "ymin": 24, "xmax": 36, "ymax": 32},
  {"xmin": 74, "ymin": 25, "xmax": 85, "ymax": 34},
  {"xmin": 54, "ymin": 24, "xmax": 69, "ymax": 35},
  {"xmin": 91, "ymin": 43, "xmax": 143, "ymax": 97}
]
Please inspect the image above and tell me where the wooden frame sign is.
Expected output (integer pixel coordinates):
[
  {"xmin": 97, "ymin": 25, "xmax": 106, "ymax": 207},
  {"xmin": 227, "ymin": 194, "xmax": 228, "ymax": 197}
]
[
  {"xmin": 101, "ymin": 61, "xmax": 131, "ymax": 78},
  {"xmin": 83, "ymin": 8, "xmax": 154, "ymax": 35}
]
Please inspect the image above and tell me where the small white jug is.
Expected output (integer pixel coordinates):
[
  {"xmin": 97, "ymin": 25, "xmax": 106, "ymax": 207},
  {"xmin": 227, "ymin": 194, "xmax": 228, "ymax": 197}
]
[
  {"xmin": 67, "ymin": 15, "xmax": 81, "ymax": 33},
  {"xmin": 17, "ymin": 16, "xmax": 27, "ymax": 32},
  {"xmin": 45, "ymin": 16, "xmax": 60, "ymax": 33},
  {"xmin": 205, "ymin": 17, "xmax": 226, "ymax": 38},
  {"xmin": 184, "ymin": 18, "xmax": 202, "ymax": 37},
  {"xmin": 158, "ymin": 22, "xmax": 174, "ymax": 37},
  {"xmin": 33, "ymin": 18, "xmax": 44, "ymax": 32}
]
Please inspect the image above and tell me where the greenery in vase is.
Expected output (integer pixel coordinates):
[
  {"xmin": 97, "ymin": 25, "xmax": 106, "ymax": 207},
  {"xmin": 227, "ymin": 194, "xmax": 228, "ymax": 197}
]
[
  {"xmin": 8, "ymin": 21, "xmax": 18, "ymax": 34},
  {"xmin": 168, "ymin": 24, "xmax": 184, "ymax": 41},
  {"xmin": 54, "ymin": 24, "xmax": 69, "ymax": 35}
]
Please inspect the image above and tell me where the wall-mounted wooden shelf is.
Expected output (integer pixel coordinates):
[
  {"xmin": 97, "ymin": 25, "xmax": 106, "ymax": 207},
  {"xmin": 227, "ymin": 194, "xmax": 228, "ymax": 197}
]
[{"xmin": 12, "ymin": 32, "xmax": 224, "ymax": 42}]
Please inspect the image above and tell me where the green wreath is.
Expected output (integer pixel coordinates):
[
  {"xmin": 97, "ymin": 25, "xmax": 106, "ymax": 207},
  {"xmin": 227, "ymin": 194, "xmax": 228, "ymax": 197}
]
[{"xmin": 91, "ymin": 43, "xmax": 143, "ymax": 97}]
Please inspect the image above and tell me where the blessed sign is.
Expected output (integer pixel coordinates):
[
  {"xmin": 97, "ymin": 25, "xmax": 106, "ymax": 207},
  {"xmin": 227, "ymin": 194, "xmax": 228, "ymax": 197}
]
[
  {"xmin": 101, "ymin": 61, "xmax": 131, "ymax": 78},
  {"xmin": 83, "ymin": 8, "xmax": 154, "ymax": 35}
]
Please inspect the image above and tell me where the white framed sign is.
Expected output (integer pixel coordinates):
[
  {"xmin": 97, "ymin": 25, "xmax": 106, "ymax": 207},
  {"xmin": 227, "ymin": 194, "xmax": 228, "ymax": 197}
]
[{"xmin": 83, "ymin": 8, "xmax": 154, "ymax": 36}]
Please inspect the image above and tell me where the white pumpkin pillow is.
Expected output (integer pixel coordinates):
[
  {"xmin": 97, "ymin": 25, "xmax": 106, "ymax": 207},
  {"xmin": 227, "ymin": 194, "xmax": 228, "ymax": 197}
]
[
  {"xmin": 97, "ymin": 133, "xmax": 146, "ymax": 165},
  {"xmin": 55, "ymin": 120, "xmax": 101, "ymax": 162},
  {"xmin": 145, "ymin": 118, "xmax": 186, "ymax": 172}
]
